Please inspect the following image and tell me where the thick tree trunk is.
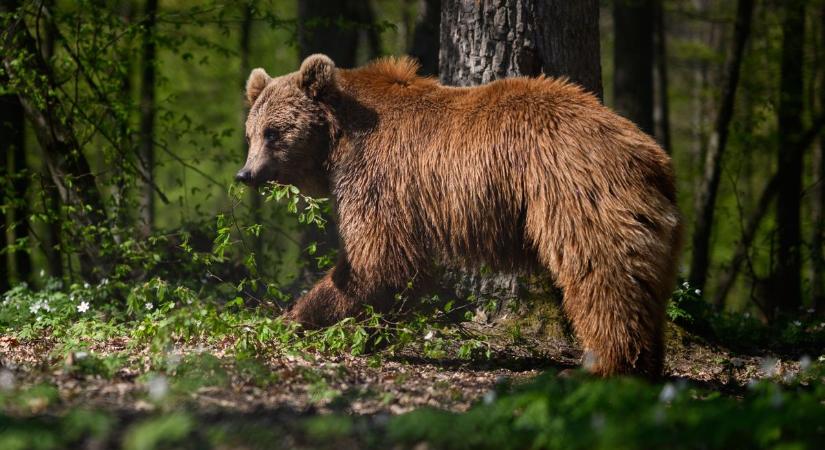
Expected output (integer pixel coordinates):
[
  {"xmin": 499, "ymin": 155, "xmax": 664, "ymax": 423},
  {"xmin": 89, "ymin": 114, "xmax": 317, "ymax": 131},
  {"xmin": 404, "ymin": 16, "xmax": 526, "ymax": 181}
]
[
  {"xmin": 440, "ymin": 0, "xmax": 602, "ymax": 98},
  {"xmin": 688, "ymin": 0, "xmax": 754, "ymax": 293},
  {"xmin": 409, "ymin": 0, "xmax": 440, "ymax": 76},
  {"xmin": 772, "ymin": 0, "xmax": 807, "ymax": 315},
  {"xmin": 653, "ymin": 0, "xmax": 672, "ymax": 151},
  {"xmin": 613, "ymin": 0, "xmax": 654, "ymax": 135},
  {"xmin": 439, "ymin": 0, "xmax": 601, "ymax": 312},
  {"xmin": 138, "ymin": 0, "xmax": 158, "ymax": 236}
]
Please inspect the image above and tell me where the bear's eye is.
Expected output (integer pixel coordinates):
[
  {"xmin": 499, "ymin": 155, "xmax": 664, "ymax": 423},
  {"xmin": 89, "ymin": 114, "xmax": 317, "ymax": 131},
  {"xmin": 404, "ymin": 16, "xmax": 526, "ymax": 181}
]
[{"xmin": 263, "ymin": 128, "xmax": 279, "ymax": 142}]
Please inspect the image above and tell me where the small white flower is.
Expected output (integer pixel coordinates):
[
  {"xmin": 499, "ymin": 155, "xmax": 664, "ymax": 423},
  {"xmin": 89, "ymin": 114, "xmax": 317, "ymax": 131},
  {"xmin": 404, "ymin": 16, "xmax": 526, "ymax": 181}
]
[
  {"xmin": 694, "ymin": 289, "xmax": 701, "ymax": 295},
  {"xmin": 799, "ymin": 355, "xmax": 811, "ymax": 370},
  {"xmin": 39, "ymin": 269, "xmax": 45, "ymax": 278},
  {"xmin": 83, "ymin": 282, "xmax": 90, "ymax": 289},
  {"xmin": 77, "ymin": 301, "xmax": 90, "ymax": 313},
  {"xmin": 145, "ymin": 302, "xmax": 154, "ymax": 310},
  {"xmin": 100, "ymin": 278, "xmax": 109, "ymax": 286},
  {"xmin": 659, "ymin": 383, "xmax": 677, "ymax": 403},
  {"xmin": 147, "ymin": 374, "xmax": 169, "ymax": 401},
  {"xmin": 424, "ymin": 330, "xmax": 434, "ymax": 341},
  {"xmin": 29, "ymin": 304, "xmax": 40, "ymax": 314},
  {"xmin": 75, "ymin": 351, "xmax": 88, "ymax": 360},
  {"xmin": 793, "ymin": 320, "xmax": 802, "ymax": 327}
]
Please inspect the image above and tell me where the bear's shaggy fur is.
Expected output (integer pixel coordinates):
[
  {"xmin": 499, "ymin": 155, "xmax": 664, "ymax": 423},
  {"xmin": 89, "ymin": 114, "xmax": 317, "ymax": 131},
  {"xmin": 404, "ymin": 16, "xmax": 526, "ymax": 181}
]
[{"xmin": 239, "ymin": 54, "xmax": 682, "ymax": 377}]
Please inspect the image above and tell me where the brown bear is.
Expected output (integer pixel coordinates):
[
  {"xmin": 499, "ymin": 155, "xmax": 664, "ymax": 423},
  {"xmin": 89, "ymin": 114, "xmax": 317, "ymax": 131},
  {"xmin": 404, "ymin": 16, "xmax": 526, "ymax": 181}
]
[{"xmin": 237, "ymin": 54, "xmax": 682, "ymax": 377}]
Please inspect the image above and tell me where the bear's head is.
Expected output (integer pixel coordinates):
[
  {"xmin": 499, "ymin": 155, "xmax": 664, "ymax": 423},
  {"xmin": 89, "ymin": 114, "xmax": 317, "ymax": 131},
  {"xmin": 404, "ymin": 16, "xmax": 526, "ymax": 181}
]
[{"xmin": 236, "ymin": 54, "xmax": 337, "ymax": 197}]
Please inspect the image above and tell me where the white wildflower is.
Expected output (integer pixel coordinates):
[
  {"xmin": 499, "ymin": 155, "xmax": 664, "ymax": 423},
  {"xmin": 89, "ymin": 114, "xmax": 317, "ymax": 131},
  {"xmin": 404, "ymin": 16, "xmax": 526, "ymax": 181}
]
[
  {"xmin": 75, "ymin": 351, "xmax": 88, "ymax": 360},
  {"xmin": 100, "ymin": 278, "xmax": 109, "ymax": 286},
  {"xmin": 39, "ymin": 269, "xmax": 45, "ymax": 278},
  {"xmin": 145, "ymin": 302, "xmax": 154, "ymax": 310},
  {"xmin": 799, "ymin": 355, "xmax": 811, "ymax": 371},
  {"xmin": 659, "ymin": 383, "xmax": 677, "ymax": 403},
  {"xmin": 147, "ymin": 374, "xmax": 169, "ymax": 401},
  {"xmin": 793, "ymin": 320, "xmax": 802, "ymax": 327},
  {"xmin": 424, "ymin": 330, "xmax": 434, "ymax": 341},
  {"xmin": 483, "ymin": 390, "xmax": 496, "ymax": 405},
  {"xmin": 694, "ymin": 289, "xmax": 701, "ymax": 295},
  {"xmin": 0, "ymin": 369, "xmax": 15, "ymax": 391},
  {"xmin": 77, "ymin": 301, "xmax": 90, "ymax": 313},
  {"xmin": 83, "ymin": 282, "xmax": 90, "ymax": 289}
]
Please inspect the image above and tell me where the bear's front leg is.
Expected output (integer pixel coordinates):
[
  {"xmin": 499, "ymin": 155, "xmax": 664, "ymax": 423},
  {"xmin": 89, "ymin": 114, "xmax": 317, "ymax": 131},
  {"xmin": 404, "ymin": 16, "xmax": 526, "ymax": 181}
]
[{"xmin": 285, "ymin": 268, "xmax": 362, "ymax": 329}]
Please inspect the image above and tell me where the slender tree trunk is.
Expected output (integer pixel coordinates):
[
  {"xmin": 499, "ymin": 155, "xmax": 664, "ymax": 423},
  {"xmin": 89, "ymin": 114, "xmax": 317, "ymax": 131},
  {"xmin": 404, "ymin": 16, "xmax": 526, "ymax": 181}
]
[
  {"xmin": 440, "ymin": 0, "xmax": 602, "ymax": 99},
  {"xmin": 812, "ymin": 6, "xmax": 825, "ymax": 313},
  {"xmin": 440, "ymin": 0, "xmax": 601, "ymax": 311},
  {"xmin": 1, "ymin": 105, "xmax": 9, "ymax": 293},
  {"xmin": 139, "ymin": 0, "xmax": 158, "ymax": 236},
  {"xmin": 409, "ymin": 0, "xmax": 440, "ymax": 76},
  {"xmin": 654, "ymin": 0, "xmax": 672, "ymax": 152},
  {"xmin": 772, "ymin": 0, "xmax": 807, "ymax": 316},
  {"xmin": 40, "ymin": 0, "xmax": 63, "ymax": 279},
  {"xmin": 688, "ymin": 0, "xmax": 754, "ymax": 293},
  {"xmin": 613, "ymin": 0, "xmax": 654, "ymax": 135},
  {"xmin": 239, "ymin": 3, "xmax": 262, "ymax": 261}
]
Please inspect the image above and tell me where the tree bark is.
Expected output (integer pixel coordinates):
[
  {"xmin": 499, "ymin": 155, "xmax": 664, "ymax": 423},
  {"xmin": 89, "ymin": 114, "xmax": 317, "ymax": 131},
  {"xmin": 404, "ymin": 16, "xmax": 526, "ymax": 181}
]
[
  {"xmin": 613, "ymin": 0, "xmax": 655, "ymax": 135},
  {"xmin": 409, "ymin": 0, "xmax": 440, "ymax": 76},
  {"xmin": 772, "ymin": 0, "xmax": 807, "ymax": 315},
  {"xmin": 688, "ymin": 0, "xmax": 754, "ymax": 293},
  {"xmin": 439, "ymin": 0, "xmax": 601, "ymax": 312},
  {"xmin": 653, "ymin": 0, "xmax": 672, "ymax": 152},
  {"xmin": 440, "ymin": 0, "xmax": 602, "ymax": 99},
  {"xmin": 138, "ymin": 0, "xmax": 158, "ymax": 236}
]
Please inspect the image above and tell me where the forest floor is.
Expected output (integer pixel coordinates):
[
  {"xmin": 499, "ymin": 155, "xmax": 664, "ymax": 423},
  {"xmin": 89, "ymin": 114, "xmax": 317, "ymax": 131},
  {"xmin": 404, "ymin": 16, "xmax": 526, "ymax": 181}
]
[{"xmin": 1, "ymin": 314, "xmax": 821, "ymax": 449}]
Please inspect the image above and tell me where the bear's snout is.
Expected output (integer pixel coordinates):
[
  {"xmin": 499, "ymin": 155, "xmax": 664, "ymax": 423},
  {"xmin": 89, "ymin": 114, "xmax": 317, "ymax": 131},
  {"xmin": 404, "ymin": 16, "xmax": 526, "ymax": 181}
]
[{"xmin": 235, "ymin": 168, "xmax": 253, "ymax": 185}]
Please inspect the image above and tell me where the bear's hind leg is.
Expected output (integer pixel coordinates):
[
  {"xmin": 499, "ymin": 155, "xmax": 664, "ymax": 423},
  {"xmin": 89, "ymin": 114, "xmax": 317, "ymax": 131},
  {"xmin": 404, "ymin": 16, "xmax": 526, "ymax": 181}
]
[{"xmin": 558, "ymin": 265, "xmax": 666, "ymax": 377}]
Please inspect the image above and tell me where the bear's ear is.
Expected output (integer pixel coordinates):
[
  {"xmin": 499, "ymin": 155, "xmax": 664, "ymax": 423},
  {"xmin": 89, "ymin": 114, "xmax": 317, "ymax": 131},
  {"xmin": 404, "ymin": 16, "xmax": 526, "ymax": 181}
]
[
  {"xmin": 246, "ymin": 68, "xmax": 271, "ymax": 105},
  {"xmin": 297, "ymin": 54, "xmax": 337, "ymax": 99}
]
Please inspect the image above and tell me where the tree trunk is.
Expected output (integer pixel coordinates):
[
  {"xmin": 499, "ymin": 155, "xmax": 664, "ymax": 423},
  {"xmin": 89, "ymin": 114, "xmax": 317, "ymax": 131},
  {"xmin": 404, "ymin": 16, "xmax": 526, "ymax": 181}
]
[
  {"xmin": 297, "ymin": 0, "xmax": 378, "ymax": 68},
  {"xmin": 613, "ymin": 0, "xmax": 655, "ymax": 135},
  {"xmin": 440, "ymin": 0, "xmax": 602, "ymax": 99},
  {"xmin": 772, "ymin": 0, "xmax": 807, "ymax": 316},
  {"xmin": 239, "ymin": 3, "xmax": 263, "ymax": 261},
  {"xmin": 688, "ymin": 0, "xmax": 754, "ymax": 294},
  {"xmin": 439, "ymin": 0, "xmax": 601, "ymax": 312},
  {"xmin": 40, "ymin": 0, "xmax": 63, "ymax": 279},
  {"xmin": 813, "ymin": 6, "xmax": 825, "ymax": 314},
  {"xmin": 138, "ymin": 0, "xmax": 158, "ymax": 236},
  {"xmin": 653, "ymin": 0, "xmax": 672, "ymax": 152},
  {"xmin": 409, "ymin": 0, "xmax": 440, "ymax": 76}
]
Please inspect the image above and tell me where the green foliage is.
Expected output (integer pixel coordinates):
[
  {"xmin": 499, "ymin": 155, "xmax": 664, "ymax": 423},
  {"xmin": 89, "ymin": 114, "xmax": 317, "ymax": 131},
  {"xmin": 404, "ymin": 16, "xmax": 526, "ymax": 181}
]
[{"xmin": 389, "ymin": 367, "xmax": 825, "ymax": 450}]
